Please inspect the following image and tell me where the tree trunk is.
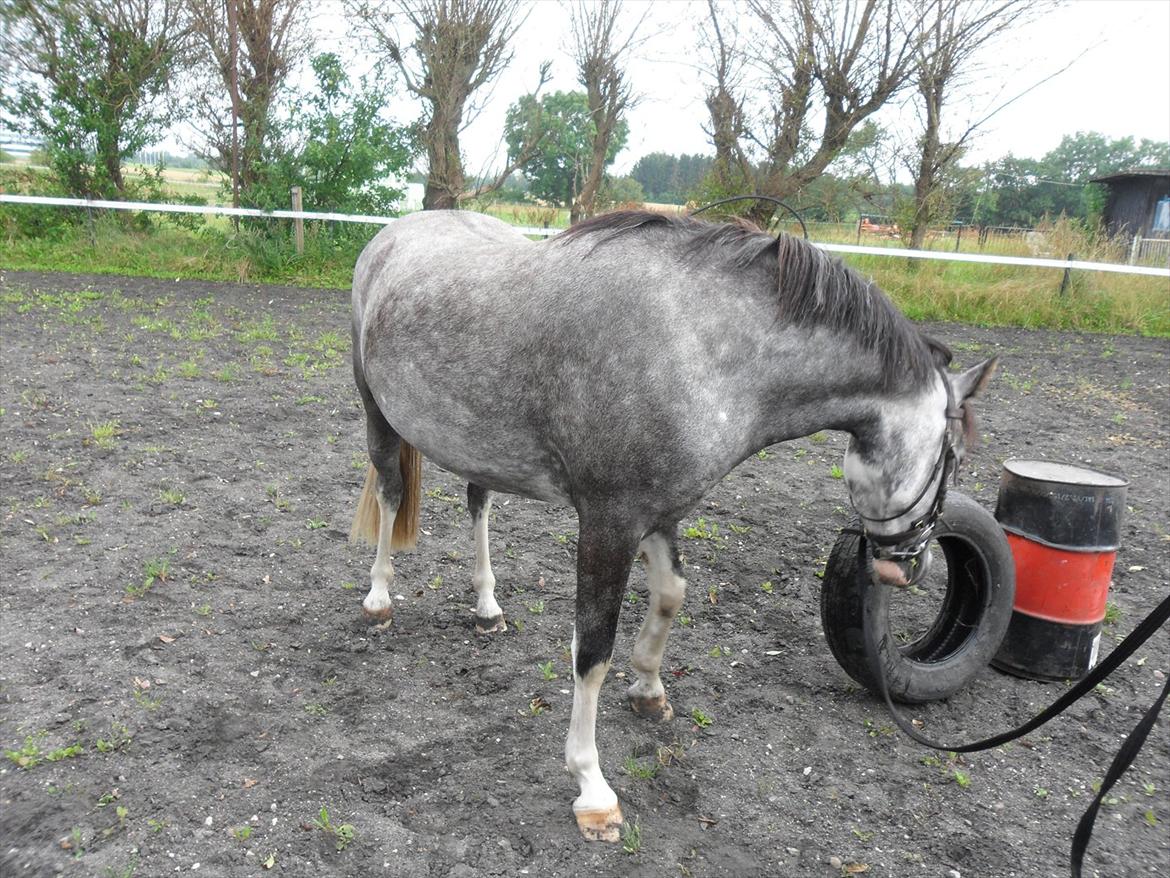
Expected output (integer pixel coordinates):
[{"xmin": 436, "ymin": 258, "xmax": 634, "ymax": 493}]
[
  {"xmin": 423, "ymin": 108, "xmax": 464, "ymax": 210},
  {"xmin": 909, "ymin": 79, "xmax": 943, "ymax": 251}
]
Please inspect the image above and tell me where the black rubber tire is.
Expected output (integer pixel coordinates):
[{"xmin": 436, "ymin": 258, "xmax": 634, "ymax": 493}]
[{"xmin": 820, "ymin": 492, "xmax": 1016, "ymax": 704}]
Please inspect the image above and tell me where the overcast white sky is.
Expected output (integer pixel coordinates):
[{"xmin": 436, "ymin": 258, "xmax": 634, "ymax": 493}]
[{"xmin": 304, "ymin": 0, "xmax": 1170, "ymax": 178}]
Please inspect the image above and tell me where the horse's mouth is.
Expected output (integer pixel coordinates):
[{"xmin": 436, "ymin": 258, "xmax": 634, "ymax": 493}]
[{"xmin": 872, "ymin": 545, "xmax": 933, "ymax": 589}]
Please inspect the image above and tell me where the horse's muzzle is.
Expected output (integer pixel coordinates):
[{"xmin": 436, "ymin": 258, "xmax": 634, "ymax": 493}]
[{"xmin": 872, "ymin": 544, "xmax": 933, "ymax": 588}]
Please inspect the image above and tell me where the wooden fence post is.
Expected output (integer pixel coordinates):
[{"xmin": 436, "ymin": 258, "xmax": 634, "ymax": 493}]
[
  {"xmin": 1129, "ymin": 234, "xmax": 1141, "ymax": 265},
  {"xmin": 291, "ymin": 186, "xmax": 304, "ymax": 255},
  {"xmin": 1059, "ymin": 252, "xmax": 1074, "ymax": 297}
]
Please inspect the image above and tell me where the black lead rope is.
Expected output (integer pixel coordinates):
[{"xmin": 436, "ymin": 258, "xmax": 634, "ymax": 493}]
[{"xmin": 856, "ymin": 536, "xmax": 1170, "ymax": 877}]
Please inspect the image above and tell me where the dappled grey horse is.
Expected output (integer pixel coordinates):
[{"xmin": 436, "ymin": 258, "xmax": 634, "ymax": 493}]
[{"xmin": 348, "ymin": 209, "xmax": 996, "ymax": 842}]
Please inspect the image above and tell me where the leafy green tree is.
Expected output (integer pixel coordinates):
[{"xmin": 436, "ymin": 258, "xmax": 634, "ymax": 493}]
[
  {"xmin": 246, "ymin": 53, "xmax": 415, "ymax": 218},
  {"xmin": 977, "ymin": 133, "xmax": 1170, "ymax": 227},
  {"xmin": 0, "ymin": 0, "xmax": 189, "ymax": 199},
  {"xmin": 505, "ymin": 90, "xmax": 627, "ymax": 207}
]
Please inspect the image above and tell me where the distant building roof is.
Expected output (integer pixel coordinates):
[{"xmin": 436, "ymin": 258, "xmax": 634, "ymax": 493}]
[{"xmin": 1090, "ymin": 168, "xmax": 1170, "ymax": 184}]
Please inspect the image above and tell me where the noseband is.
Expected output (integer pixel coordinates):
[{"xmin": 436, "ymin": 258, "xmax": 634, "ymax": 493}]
[{"xmin": 859, "ymin": 370, "xmax": 965, "ymax": 562}]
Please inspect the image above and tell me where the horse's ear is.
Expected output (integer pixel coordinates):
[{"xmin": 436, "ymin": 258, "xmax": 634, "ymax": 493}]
[{"xmin": 950, "ymin": 357, "xmax": 998, "ymax": 401}]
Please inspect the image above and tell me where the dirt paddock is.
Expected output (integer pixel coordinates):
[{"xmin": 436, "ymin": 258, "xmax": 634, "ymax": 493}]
[{"xmin": 1, "ymin": 269, "xmax": 1167, "ymax": 878}]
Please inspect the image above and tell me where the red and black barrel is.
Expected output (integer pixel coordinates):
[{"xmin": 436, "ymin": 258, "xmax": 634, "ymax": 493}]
[{"xmin": 991, "ymin": 460, "xmax": 1127, "ymax": 682}]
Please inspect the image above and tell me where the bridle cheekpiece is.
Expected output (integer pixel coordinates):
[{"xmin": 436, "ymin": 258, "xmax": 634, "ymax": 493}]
[{"xmin": 858, "ymin": 368, "xmax": 965, "ymax": 563}]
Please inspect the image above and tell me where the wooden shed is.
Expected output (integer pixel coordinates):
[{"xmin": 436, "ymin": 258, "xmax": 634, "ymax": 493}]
[{"xmin": 1091, "ymin": 168, "xmax": 1170, "ymax": 238}]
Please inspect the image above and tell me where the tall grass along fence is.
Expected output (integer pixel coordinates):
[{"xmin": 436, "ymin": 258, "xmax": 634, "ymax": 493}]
[{"xmin": 2, "ymin": 193, "xmax": 1168, "ymax": 336}]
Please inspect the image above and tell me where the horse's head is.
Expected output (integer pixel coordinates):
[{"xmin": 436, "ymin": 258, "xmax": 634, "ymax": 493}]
[{"xmin": 843, "ymin": 356, "xmax": 998, "ymax": 588}]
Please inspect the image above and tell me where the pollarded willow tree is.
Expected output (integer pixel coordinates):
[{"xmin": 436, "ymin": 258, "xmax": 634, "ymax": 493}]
[
  {"xmin": 567, "ymin": 0, "xmax": 645, "ymax": 224},
  {"xmin": 186, "ymin": 0, "xmax": 312, "ymax": 203},
  {"xmin": 700, "ymin": 0, "xmax": 924, "ymax": 226},
  {"xmin": 0, "ymin": 0, "xmax": 191, "ymax": 199},
  {"xmin": 347, "ymin": 0, "xmax": 548, "ymax": 210},
  {"xmin": 900, "ymin": 0, "xmax": 1045, "ymax": 248}
]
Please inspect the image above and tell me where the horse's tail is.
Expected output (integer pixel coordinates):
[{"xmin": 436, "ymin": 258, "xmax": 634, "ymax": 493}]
[
  {"xmin": 348, "ymin": 442, "xmax": 423, "ymax": 550},
  {"xmin": 392, "ymin": 442, "xmax": 422, "ymax": 550}
]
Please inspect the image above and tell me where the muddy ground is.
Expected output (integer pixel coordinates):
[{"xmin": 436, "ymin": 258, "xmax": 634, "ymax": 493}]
[{"xmin": 0, "ymin": 268, "xmax": 1167, "ymax": 878}]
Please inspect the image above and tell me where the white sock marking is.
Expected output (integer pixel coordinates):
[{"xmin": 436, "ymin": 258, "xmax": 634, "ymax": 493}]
[
  {"xmin": 565, "ymin": 630, "xmax": 617, "ymax": 814},
  {"xmin": 362, "ymin": 493, "xmax": 397, "ymax": 616},
  {"xmin": 471, "ymin": 496, "xmax": 503, "ymax": 621}
]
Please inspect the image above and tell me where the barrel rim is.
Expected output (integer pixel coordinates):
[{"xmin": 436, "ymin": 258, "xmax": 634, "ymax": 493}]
[{"xmin": 1002, "ymin": 458, "xmax": 1128, "ymax": 489}]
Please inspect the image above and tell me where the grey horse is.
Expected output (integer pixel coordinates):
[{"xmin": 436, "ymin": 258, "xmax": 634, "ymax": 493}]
[{"xmin": 348, "ymin": 209, "xmax": 996, "ymax": 842}]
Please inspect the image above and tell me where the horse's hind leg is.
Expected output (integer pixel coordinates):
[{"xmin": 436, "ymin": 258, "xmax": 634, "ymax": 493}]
[
  {"xmin": 628, "ymin": 529, "xmax": 686, "ymax": 722},
  {"xmin": 353, "ymin": 381, "xmax": 404, "ymax": 623},
  {"xmin": 467, "ymin": 482, "xmax": 506, "ymax": 634}
]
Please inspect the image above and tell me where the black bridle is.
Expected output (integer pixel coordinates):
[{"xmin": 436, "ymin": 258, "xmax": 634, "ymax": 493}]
[{"xmin": 855, "ymin": 369, "xmax": 965, "ymax": 563}]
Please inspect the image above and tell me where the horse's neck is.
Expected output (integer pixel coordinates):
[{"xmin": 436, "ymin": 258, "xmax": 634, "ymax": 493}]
[{"xmin": 749, "ymin": 331, "xmax": 925, "ymax": 447}]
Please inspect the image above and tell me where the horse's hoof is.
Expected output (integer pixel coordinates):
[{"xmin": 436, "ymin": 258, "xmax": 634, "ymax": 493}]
[
  {"xmin": 474, "ymin": 614, "xmax": 507, "ymax": 634},
  {"xmin": 628, "ymin": 692, "xmax": 674, "ymax": 722},
  {"xmin": 575, "ymin": 804, "xmax": 623, "ymax": 843},
  {"xmin": 362, "ymin": 605, "xmax": 393, "ymax": 624}
]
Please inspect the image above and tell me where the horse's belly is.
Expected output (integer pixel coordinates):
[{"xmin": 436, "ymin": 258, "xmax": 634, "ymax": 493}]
[{"xmin": 368, "ymin": 373, "xmax": 572, "ymax": 506}]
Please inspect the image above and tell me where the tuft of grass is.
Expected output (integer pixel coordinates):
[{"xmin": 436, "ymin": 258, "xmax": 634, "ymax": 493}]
[
  {"xmin": 620, "ymin": 816, "xmax": 642, "ymax": 854},
  {"xmin": 690, "ymin": 707, "xmax": 713, "ymax": 729},
  {"xmin": 88, "ymin": 420, "xmax": 121, "ymax": 449},
  {"xmin": 311, "ymin": 807, "xmax": 356, "ymax": 852},
  {"xmin": 126, "ymin": 557, "xmax": 170, "ymax": 598},
  {"xmin": 623, "ymin": 756, "xmax": 660, "ymax": 780}
]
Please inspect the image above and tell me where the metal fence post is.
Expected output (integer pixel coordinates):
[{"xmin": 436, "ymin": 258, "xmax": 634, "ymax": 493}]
[{"xmin": 291, "ymin": 186, "xmax": 304, "ymax": 255}]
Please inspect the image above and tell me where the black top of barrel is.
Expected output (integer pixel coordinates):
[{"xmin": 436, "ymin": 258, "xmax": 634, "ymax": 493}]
[{"xmin": 1004, "ymin": 460, "xmax": 1128, "ymax": 488}]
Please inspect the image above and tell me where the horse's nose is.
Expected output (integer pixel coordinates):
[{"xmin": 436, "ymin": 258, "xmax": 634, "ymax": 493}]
[{"xmin": 872, "ymin": 545, "xmax": 933, "ymax": 588}]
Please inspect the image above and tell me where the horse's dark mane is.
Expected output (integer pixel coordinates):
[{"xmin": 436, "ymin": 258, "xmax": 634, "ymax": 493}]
[{"xmin": 561, "ymin": 210, "xmax": 948, "ymax": 388}]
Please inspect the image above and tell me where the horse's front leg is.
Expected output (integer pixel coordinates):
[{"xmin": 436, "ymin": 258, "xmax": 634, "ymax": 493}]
[
  {"xmin": 565, "ymin": 515, "xmax": 638, "ymax": 842},
  {"xmin": 628, "ymin": 529, "xmax": 686, "ymax": 721},
  {"xmin": 467, "ymin": 482, "xmax": 506, "ymax": 633}
]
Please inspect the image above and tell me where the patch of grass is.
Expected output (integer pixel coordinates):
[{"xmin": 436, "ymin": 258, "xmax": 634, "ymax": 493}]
[
  {"xmin": 537, "ymin": 660, "xmax": 557, "ymax": 681},
  {"xmin": 829, "ymin": 464, "xmax": 845, "ymax": 479},
  {"xmin": 88, "ymin": 420, "xmax": 121, "ymax": 450},
  {"xmin": 527, "ymin": 599, "xmax": 545, "ymax": 615},
  {"xmin": 620, "ymin": 816, "xmax": 642, "ymax": 854},
  {"xmin": 126, "ymin": 557, "xmax": 170, "ymax": 599},
  {"xmin": 311, "ymin": 807, "xmax": 356, "ymax": 852},
  {"xmin": 683, "ymin": 517, "xmax": 721, "ymax": 541},
  {"xmin": 5, "ymin": 733, "xmax": 84, "ymax": 768},
  {"xmin": 1103, "ymin": 602, "xmax": 1121, "ymax": 625},
  {"xmin": 158, "ymin": 486, "xmax": 185, "ymax": 506},
  {"xmin": 690, "ymin": 707, "xmax": 713, "ymax": 729},
  {"xmin": 95, "ymin": 723, "xmax": 132, "ymax": 754},
  {"xmin": 623, "ymin": 756, "xmax": 660, "ymax": 780}
]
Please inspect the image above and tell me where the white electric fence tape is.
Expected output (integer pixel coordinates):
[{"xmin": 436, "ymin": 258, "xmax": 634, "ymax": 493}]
[{"xmin": 1, "ymin": 193, "xmax": 1167, "ymax": 278}]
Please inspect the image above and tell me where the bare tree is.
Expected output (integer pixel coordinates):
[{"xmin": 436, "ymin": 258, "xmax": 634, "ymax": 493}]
[
  {"xmin": 348, "ymin": 0, "xmax": 548, "ymax": 210},
  {"xmin": 187, "ymin": 0, "xmax": 311, "ymax": 200},
  {"xmin": 901, "ymin": 0, "xmax": 1047, "ymax": 249},
  {"xmin": 699, "ymin": 0, "xmax": 751, "ymax": 199},
  {"xmin": 0, "ymin": 0, "xmax": 191, "ymax": 198},
  {"xmin": 700, "ymin": 0, "xmax": 923, "ymax": 225},
  {"xmin": 567, "ymin": 0, "xmax": 645, "ymax": 224}
]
